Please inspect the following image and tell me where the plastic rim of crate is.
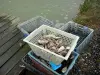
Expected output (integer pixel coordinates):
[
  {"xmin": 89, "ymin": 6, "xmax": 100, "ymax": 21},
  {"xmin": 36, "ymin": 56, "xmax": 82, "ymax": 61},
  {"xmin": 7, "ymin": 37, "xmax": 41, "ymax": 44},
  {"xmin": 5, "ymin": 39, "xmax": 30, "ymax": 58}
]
[
  {"xmin": 27, "ymin": 50, "xmax": 79, "ymax": 75},
  {"xmin": 28, "ymin": 51, "xmax": 62, "ymax": 71},
  {"xmin": 27, "ymin": 51, "xmax": 60, "ymax": 75}
]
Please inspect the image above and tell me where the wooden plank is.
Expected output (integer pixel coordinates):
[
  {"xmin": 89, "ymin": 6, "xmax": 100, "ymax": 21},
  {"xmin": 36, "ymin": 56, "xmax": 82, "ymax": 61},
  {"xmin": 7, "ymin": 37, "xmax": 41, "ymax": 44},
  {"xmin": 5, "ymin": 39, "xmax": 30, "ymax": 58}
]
[
  {"xmin": 0, "ymin": 39, "xmax": 25, "ymax": 67},
  {"xmin": 0, "ymin": 32, "xmax": 22, "ymax": 56},
  {"xmin": 0, "ymin": 28, "xmax": 20, "ymax": 47},
  {"xmin": 0, "ymin": 15, "xmax": 11, "ymax": 23},
  {"xmin": 0, "ymin": 22, "xmax": 12, "ymax": 33},
  {"xmin": 0, "ymin": 15, "xmax": 14, "ymax": 24},
  {"xmin": 0, "ymin": 45, "xmax": 30, "ymax": 75},
  {"xmin": 0, "ymin": 24, "xmax": 17, "ymax": 39},
  {"xmin": 6, "ymin": 61, "xmax": 25, "ymax": 75},
  {"xmin": 0, "ymin": 18, "xmax": 20, "ymax": 39},
  {"xmin": 0, "ymin": 16, "xmax": 16, "ymax": 33},
  {"xmin": 0, "ymin": 15, "xmax": 11, "ymax": 27},
  {"xmin": 0, "ymin": 13, "xmax": 8, "ymax": 20}
]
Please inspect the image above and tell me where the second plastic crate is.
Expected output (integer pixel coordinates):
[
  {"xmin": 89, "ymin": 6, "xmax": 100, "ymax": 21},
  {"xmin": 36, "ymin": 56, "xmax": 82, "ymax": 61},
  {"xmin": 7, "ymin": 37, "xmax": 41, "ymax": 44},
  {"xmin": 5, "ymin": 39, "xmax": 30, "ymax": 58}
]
[
  {"xmin": 60, "ymin": 21, "xmax": 94, "ymax": 53},
  {"xmin": 17, "ymin": 16, "xmax": 55, "ymax": 37}
]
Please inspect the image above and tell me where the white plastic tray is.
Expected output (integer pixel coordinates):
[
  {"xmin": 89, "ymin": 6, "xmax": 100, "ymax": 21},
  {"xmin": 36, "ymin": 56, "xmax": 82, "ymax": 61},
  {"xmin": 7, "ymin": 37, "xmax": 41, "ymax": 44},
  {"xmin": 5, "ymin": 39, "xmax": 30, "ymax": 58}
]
[{"xmin": 23, "ymin": 25, "xmax": 79, "ymax": 64}]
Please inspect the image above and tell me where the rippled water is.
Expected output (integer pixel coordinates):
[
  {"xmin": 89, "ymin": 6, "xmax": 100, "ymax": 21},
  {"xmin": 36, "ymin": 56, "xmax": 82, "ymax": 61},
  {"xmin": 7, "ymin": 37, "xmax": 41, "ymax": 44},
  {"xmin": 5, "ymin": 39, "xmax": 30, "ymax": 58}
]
[{"xmin": 0, "ymin": 0, "xmax": 83, "ymax": 22}]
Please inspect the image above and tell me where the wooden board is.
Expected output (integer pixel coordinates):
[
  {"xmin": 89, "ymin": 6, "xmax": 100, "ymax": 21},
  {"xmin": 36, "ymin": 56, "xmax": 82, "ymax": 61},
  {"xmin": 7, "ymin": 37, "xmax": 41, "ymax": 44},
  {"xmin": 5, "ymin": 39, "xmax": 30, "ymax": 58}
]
[
  {"xmin": 0, "ymin": 17, "xmax": 20, "ymax": 39},
  {"xmin": 0, "ymin": 24, "xmax": 17, "ymax": 39},
  {"xmin": 6, "ymin": 61, "xmax": 25, "ymax": 75},
  {"xmin": 0, "ymin": 29, "xmax": 20, "ymax": 47},
  {"xmin": 0, "ymin": 45, "xmax": 30, "ymax": 75},
  {"xmin": 0, "ymin": 15, "xmax": 11, "ymax": 27},
  {"xmin": 0, "ymin": 13, "xmax": 8, "ymax": 20},
  {"xmin": 0, "ymin": 14, "xmax": 30, "ymax": 75},
  {"xmin": 0, "ymin": 15, "xmax": 11, "ymax": 23},
  {"xmin": 0, "ymin": 39, "xmax": 25, "ymax": 67},
  {"xmin": 0, "ymin": 16, "xmax": 16, "ymax": 33},
  {"xmin": 0, "ymin": 32, "xmax": 22, "ymax": 56}
]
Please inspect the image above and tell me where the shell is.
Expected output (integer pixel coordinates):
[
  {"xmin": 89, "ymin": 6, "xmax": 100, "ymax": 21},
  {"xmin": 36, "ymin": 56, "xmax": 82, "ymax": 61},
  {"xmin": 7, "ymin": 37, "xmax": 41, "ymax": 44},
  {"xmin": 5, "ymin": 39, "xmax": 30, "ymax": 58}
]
[
  {"xmin": 60, "ymin": 51, "xmax": 67, "ymax": 57},
  {"xmin": 58, "ymin": 46, "xmax": 65, "ymax": 52},
  {"xmin": 47, "ymin": 41, "xmax": 56, "ymax": 49},
  {"xmin": 50, "ymin": 46, "xmax": 57, "ymax": 52},
  {"xmin": 37, "ymin": 34, "xmax": 69, "ymax": 56},
  {"xmin": 66, "ymin": 46, "xmax": 71, "ymax": 50},
  {"xmin": 70, "ymin": 55, "xmax": 74, "ymax": 59},
  {"xmin": 49, "ymin": 41, "xmax": 55, "ymax": 47},
  {"xmin": 51, "ymin": 46, "xmax": 57, "ymax": 50},
  {"xmin": 38, "ymin": 40, "xmax": 48, "ymax": 44},
  {"xmin": 62, "ymin": 67, "xmax": 67, "ymax": 73}
]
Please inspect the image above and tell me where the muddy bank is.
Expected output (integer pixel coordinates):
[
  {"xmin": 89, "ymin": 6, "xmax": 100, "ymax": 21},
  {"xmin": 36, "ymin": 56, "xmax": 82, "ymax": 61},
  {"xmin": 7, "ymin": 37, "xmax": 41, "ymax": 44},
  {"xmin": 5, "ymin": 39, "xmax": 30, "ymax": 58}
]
[
  {"xmin": 74, "ymin": 0, "xmax": 100, "ymax": 29},
  {"xmin": 70, "ymin": 0, "xmax": 100, "ymax": 75}
]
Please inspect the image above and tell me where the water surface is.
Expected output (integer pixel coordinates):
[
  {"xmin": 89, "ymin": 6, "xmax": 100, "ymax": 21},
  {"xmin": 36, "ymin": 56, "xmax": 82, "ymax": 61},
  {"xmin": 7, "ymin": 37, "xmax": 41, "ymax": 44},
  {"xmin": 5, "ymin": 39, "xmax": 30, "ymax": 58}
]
[{"xmin": 0, "ymin": 0, "xmax": 83, "ymax": 22}]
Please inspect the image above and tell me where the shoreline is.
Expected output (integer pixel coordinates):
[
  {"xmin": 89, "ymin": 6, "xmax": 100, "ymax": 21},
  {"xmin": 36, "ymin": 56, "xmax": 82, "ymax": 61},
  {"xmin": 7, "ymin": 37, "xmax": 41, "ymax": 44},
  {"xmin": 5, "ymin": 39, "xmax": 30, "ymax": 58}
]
[{"xmin": 74, "ymin": 0, "xmax": 100, "ymax": 29}]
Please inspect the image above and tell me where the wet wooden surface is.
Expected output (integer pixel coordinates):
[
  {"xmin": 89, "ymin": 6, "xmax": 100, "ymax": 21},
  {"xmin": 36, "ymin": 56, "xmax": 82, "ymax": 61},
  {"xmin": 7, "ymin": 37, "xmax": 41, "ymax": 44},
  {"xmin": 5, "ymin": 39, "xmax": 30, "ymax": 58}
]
[{"xmin": 0, "ymin": 14, "xmax": 30, "ymax": 75}]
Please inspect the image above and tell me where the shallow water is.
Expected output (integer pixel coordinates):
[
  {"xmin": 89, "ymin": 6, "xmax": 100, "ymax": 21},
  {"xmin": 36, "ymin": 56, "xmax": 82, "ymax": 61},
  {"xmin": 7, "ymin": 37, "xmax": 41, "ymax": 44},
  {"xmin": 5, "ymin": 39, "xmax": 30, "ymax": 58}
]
[{"xmin": 0, "ymin": 0, "xmax": 83, "ymax": 22}]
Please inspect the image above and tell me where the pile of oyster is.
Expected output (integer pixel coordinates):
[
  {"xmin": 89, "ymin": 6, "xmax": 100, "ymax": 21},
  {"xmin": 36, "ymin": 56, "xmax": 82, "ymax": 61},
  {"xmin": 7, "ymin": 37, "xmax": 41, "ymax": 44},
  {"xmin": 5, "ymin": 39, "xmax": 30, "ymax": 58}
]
[{"xmin": 37, "ymin": 34, "xmax": 70, "ymax": 56}]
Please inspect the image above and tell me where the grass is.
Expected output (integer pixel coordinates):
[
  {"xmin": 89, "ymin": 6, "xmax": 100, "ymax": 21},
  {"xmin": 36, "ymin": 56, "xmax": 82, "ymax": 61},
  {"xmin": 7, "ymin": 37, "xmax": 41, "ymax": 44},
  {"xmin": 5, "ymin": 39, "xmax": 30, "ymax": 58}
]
[
  {"xmin": 74, "ymin": 0, "xmax": 100, "ymax": 29},
  {"xmin": 80, "ymin": 0, "xmax": 92, "ymax": 14},
  {"xmin": 73, "ymin": 1, "xmax": 100, "ymax": 74}
]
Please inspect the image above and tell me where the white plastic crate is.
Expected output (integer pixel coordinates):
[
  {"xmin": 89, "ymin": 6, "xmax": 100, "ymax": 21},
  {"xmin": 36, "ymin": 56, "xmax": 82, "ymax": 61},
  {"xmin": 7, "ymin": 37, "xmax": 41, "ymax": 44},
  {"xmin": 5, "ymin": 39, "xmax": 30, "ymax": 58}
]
[
  {"xmin": 17, "ymin": 16, "xmax": 55, "ymax": 36},
  {"xmin": 23, "ymin": 25, "xmax": 79, "ymax": 65},
  {"xmin": 60, "ymin": 21, "xmax": 94, "ymax": 53}
]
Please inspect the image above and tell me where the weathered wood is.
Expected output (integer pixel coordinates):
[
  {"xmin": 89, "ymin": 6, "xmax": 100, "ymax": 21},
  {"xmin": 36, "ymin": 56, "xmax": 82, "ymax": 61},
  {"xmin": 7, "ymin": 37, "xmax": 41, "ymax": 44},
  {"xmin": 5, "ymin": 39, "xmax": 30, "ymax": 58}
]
[
  {"xmin": 6, "ymin": 61, "xmax": 25, "ymax": 75},
  {"xmin": 0, "ymin": 16, "xmax": 16, "ymax": 32},
  {"xmin": 0, "ymin": 45, "xmax": 30, "ymax": 75},
  {"xmin": 0, "ymin": 32, "xmax": 22, "ymax": 56},
  {"xmin": 0, "ymin": 39, "xmax": 25, "ymax": 67},
  {"xmin": 0, "ymin": 18, "xmax": 20, "ymax": 39},
  {"xmin": 0, "ymin": 14, "xmax": 30, "ymax": 75},
  {"xmin": 0, "ymin": 28, "xmax": 20, "ymax": 47},
  {"xmin": 0, "ymin": 24, "xmax": 17, "ymax": 39},
  {"xmin": 0, "ymin": 22, "xmax": 12, "ymax": 33},
  {"xmin": 0, "ymin": 15, "xmax": 11, "ymax": 23},
  {"xmin": 0, "ymin": 15, "xmax": 11, "ymax": 27},
  {"xmin": 0, "ymin": 14, "xmax": 8, "ymax": 20}
]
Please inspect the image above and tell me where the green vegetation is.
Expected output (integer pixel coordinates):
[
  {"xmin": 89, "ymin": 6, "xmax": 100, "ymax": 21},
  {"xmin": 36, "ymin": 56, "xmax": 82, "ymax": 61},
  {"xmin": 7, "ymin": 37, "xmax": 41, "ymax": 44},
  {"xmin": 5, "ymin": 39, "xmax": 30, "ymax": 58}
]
[
  {"xmin": 74, "ymin": 0, "xmax": 100, "ymax": 29},
  {"xmin": 80, "ymin": 0, "xmax": 92, "ymax": 13},
  {"xmin": 73, "ymin": 1, "xmax": 100, "ymax": 74}
]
